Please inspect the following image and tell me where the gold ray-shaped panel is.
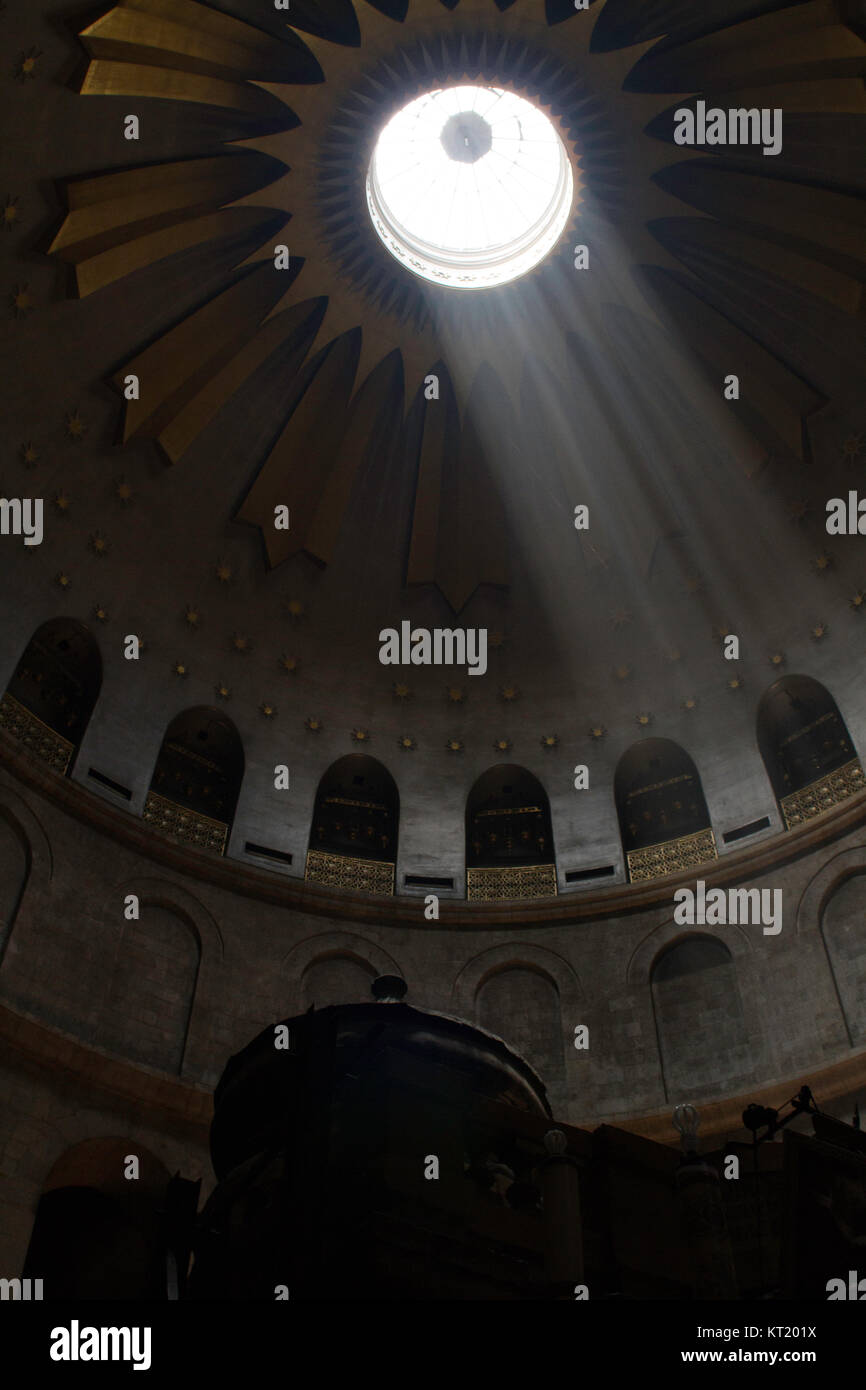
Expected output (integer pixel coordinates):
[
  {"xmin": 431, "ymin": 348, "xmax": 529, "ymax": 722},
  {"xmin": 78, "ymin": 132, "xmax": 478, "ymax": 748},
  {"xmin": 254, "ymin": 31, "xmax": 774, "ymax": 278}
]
[
  {"xmin": 81, "ymin": 0, "xmax": 304, "ymax": 82},
  {"xmin": 116, "ymin": 262, "xmax": 296, "ymax": 442},
  {"xmin": 643, "ymin": 269, "xmax": 825, "ymax": 462},
  {"xmin": 80, "ymin": 60, "xmax": 289, "ymax": 117},
  {"xmin": 407, "ymin": 362, "xmax": 509, "ymax": 610},
  {"xmin": 157, "ymin": 299, "xmax": 326, "ymax": 464},
  {"xmin": 630, "ymin": 0, "xmax": 866, "ymax": 91},
  {"xmin": 236, "ymin": 332, "xmax": 361, "ymax": 568}
]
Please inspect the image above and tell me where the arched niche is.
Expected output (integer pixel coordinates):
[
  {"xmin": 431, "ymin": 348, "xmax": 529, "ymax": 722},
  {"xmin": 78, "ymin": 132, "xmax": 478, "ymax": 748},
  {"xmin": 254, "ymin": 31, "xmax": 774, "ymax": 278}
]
[
  {"xmin": 475, "ymin": 964, "xmax": 563, "ymax": 1094},
  {"xmin": 22, "ymin": 1138, "xmax": 177, "ymax": 1300},
  {"xmin": 97, "ymin": 905, "xmax": 201, "ymax": 1075},
  {"xmin": 306, "ymin": 755, "xmax": 398, "ymax": 895},
  {"xmin": 820, "ymin": 872, "xmax": 866, "ymax": 1045},
  {"xmin": 1, "ymin": 618, "xmax": 101, "ymax": 775},
  {"xmin": 614, "ymin": 738, "xmax": 716, "ymax": 883},
  {"xmin": 301, "ymin": 953, "xmax": 376, "ymax": 1010},
  {"xmin": 465, "ymin": 764, "xmax": 556, "ymax": 900},
  {"xmin": 144, "ymin": 706, "xmax": 244, "ymax": 855},
  {"xmin": 0, "ymin": 811, "xmax": 29, "ymax": 967},
  {"xmin": 651, "ymin": 935, "xmax": 754, "ymax": 1102},
  {"xmin": 757, "ymin": 675, "xmax": 862, "ymax": 829}
]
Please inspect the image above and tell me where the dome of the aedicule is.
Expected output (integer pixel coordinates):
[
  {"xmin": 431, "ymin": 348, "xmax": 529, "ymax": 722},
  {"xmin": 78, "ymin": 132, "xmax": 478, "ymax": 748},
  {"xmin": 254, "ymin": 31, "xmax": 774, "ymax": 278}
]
[{"xmin": 1, "ymin": 0, "xmax": 866, "ymax": 1316}]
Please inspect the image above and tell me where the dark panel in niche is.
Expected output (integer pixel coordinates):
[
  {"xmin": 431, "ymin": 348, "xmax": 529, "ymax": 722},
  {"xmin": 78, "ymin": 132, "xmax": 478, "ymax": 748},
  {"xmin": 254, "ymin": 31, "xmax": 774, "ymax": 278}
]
[
  {"xmin": 7, "ymin": 617, "xmax": 102, "ymax": 751},
  {"xmin": 466, "ymin": 764, "xmax": 554, "ymax": 869},
  {"xmin": 615, "ymin": 738, "xmax": 711, "ymax": 852},
  {"xmin": 149, "ymin": 706, "xmax": 244, "ymax": 827},
  {"xmin": 651, "ymin": 935, "xmax": 755, "ymax": 1101},
  {"xmin": 0, "ymin": 813, "xmax": 29, "ymax": 967},
  {"xmin": 757, "ymin": 674, "xmax": 858, "ymax": 802},
  {"xmin": 98, "ymin": 906, "xmax": 200, "ymax": 1074},
  {"xmin": 309, "ymin": 754, "xmax": 398, "ymax": 863}
]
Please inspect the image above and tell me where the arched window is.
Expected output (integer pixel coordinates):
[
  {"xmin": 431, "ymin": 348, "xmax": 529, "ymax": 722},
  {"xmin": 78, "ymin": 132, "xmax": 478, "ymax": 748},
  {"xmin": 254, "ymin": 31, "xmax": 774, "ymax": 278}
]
[
  {"xmin": 0, "ymin": 618, "xmax": 101, "ymax": 774},
  {"xmin": 615, "ymin": 738, "xmax": 716, "ymax": 883},
  {"xmin": 465, "ymin": 764, "xmax": 556, "ymax": 900},
  {"xmin": 757, "ymin": 675, "xmax": 863, "ymax": 829},
  {"xmin": 144, "ymin": 707, "xmax": 243, "ymax": 854},
  {"xmin": 651, "ymin": 936, "xmax": 754, "ymax": 1101},
  {"xmin": 306, "ymin": 755, "xmax": 398, "ymax": 895}
]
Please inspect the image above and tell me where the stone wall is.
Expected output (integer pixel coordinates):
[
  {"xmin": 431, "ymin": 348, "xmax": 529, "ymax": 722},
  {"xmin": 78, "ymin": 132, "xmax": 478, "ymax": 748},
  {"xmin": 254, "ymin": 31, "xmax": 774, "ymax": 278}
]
[{"xmin": 2, "ymin": 748, "xmax": 866, "ymax": 1276}]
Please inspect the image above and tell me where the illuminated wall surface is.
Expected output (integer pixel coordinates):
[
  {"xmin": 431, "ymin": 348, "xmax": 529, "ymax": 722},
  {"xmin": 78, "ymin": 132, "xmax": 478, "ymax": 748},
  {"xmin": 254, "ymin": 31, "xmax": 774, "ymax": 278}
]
[{"xmin": 1, "ymin": 0, "xmax": 866, "ymax": 1338}]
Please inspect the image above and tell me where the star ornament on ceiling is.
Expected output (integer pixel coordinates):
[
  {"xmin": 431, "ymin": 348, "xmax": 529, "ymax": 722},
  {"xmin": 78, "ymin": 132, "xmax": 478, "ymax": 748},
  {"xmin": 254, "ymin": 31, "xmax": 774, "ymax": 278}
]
[{"xmin": 51, "ymin": 0, "xmax": 866, "ymax": 612}]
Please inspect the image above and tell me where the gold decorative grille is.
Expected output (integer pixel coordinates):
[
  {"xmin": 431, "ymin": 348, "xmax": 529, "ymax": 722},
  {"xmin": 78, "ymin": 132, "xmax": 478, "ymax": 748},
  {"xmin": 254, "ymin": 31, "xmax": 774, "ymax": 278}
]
[
  {"xmin": 780, "ymin": 757, "xmax": 866, "ymax": 830},
  {"xmin": 305, "ymin": 849, "xmax": 395, "ymax": 895},
  {"xmin": 0, "ymin": 691, "xmax": 74, "ymax": 774},
  {"xmin": 143, "ymin": 790, "xmax": 228, "ymax": 854},
  {"xmin": 466, "ymin": 863, "xmax": 557, "ymax": 901},
  {"xmin": 626, "ymin": 827, "xmax": 717, "ymax": 883}
]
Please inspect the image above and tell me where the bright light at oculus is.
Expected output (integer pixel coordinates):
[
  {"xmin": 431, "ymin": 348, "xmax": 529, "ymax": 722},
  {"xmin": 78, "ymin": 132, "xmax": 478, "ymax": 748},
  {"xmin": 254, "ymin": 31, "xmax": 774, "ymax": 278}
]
[{"xmin": 366, "ymin": 86, "xmax": 574, "ymax": 290}]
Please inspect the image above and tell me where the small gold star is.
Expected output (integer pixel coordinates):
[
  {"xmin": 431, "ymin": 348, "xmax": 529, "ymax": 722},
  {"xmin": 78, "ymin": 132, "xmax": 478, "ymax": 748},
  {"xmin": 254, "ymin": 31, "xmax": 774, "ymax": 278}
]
[
  {"xmin": 712, "ymin": 620, "xmax": 734, "ymax": 642},
  {"xmin": 305, "ymin": 716, "xmax": 322, "ymax": 733},
  {"xmin": 588, "ymin": 724, "xmax": 606, "ymax": 740},
  {"xmin": 811, "ymin": 552, "xmax": 833, "ymax": 574},
  {"xmin": 88, "ymin": 531, "xmax": 109, "ymax": 557},
  {"xmin": 260, "ymin": 702, "xmax": 277, "ymax": 719},
  {"xmin": 810, "ymin": 621, "xmax": 828, "ymax": 642},
  {"xmin": 665, "ymin": 647, "xmax": 682, "ymax": 664},
  {"xmin": 398, "ymin": 735, "xmax": 417, "ymax": 751},
  {"xmin": 488, "ymin": 630, "xmax": 507, "ymax": 649},
  {"xmin": 286, "ymin": 598, "xmax": 305, "ymax": 620},
  {"xmin": 351, "ymin": 727, "xmax": 370, "ymax": 742},
  {"xmin": 499, "ymin": 683, "xmax": 520, "ymax": 703},
  {"xmin": 392, "ymin": 681, "xmax": 411, "ymax": 701},
  {"xmin": 2, "ymin": 196, "xmax": 20, "ymax": 229},
  {"xmin": 493, "ymin": 737, "xmax": 512, "ymax": 753},
  {"xmin": 850, "ymin": 591, "xmax": 866, "ymax": 613},
  {"xmin": 215, "ymin": 681, "xmax": 231, "ymax": 700},
  {"xmin": 727, "ymin": 675, "xmax": 745, "ymax": 691},
  {"xmin": 540, "ymin": 734, "xmax": 559, "ymax": 750},
  {"xmin": 19, "ymin": 441, "xmax": 38, "ymax": 467},
  {"xmin": 52, "ymin": 491, "xmax": 70, "ymax": 514},
  {"xmin": 684, "ymin": 574, "xmax": 704, "ymax": 597},
  {"xmin": 636, "ymin": 712, "xmax": 653, "ymax": 728},
  {"xmin": 184, "ymin": 605, "xmax": 201, "ymax": 629},
  {"xmin": 611, "ymin": 608, "xmax": 633, "ymax": 629},
  {"xmin": 92, "ymin": 603, "xmax": 109, "ymax": 623},
  {"xmin": 172, "ymin": 661, "xmax": 189, "ymax": 679},
  {"xmin": 15, "ymin": 48, "xmax": 42, "ymax": 81},
  {"xmin": 55, "ymin": 571, "xmax": 71, "ymax": 590},
  {"xmin": 681, "ymin": 696, "xmax": 698, "ymax": 712},
  {"xmin": 446, "ymin": 685, "xmax": 465, "ymax": 703},
  {"xmin": 841, "ymin": 433, "xmax": 864, "ymax": 464},
  {"xmin": 769, "ymin": 651, "xmax": 786, "ymax": 668},
  {"xmin": 215, "ymin": 560, "xmax": 233, "ymax": 583},
  {"xmin": 445, "ymin": 738, "xmax": 464, "ymax": 753},
  {"xmin": 65, "ymin": 410, "xmax": 87, "ymax": 440},
  {"xmin": 280, "ymin": 654, "xmax": 299, "ymax": 674},
  {"xmin": 613, "ymin": 664, "xmax": 632, "ymax": 681},
  {"xmin": 114, "ymin": 479, "xmax": 133, "ymax": 504},
  {"xmin": 10, "ymin": 284, "xmax": 34, "ymax": 316},
  {"xmin": 231, "ymin": 633, "xmax": 251, "ymax": 653}
]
